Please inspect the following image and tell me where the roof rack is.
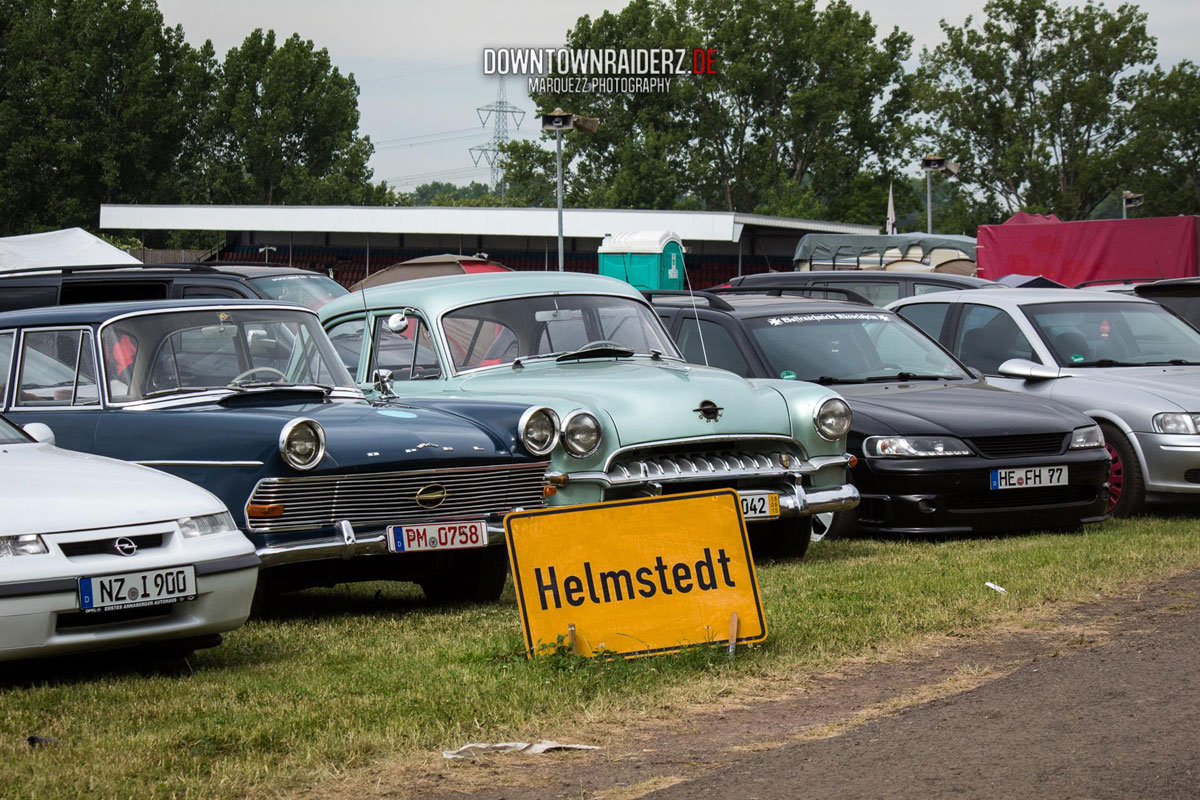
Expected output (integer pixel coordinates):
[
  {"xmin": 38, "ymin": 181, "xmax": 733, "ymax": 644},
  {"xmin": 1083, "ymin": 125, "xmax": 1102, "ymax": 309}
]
[
  {"xmin": 1074, "ymin": 278, "xmax": 1155, "ymax": 288},
  {"xmin": 0, "ymin": 262, "xmax": 223, "ymax": 277},
  {"xmin": 707, "ymin": 284, "xmax": 873, "ymax": 306},
  {"xmin": 641, "ymin": 289, "xmax": 736, "ymax": 311}
]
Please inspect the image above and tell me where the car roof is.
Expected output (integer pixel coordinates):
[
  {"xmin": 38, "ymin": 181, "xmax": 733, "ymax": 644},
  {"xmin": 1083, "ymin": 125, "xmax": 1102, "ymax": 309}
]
[
  {"xmin": 0, "ymin": 298, "xmax": 312, "ymax": 327},
  {"xmin": 891, "ymin": 287, "xmax": 1156, "ymax": 308},
  {"xmin": 0, "ymin": 262, "xmax": 322, "ymax": 280},
  {"xmin": 735, "ymin": 270, "xmax": 999, "ymax": 287},
  {"xmin": 320, "ymin": 271, "xmax": 644, "ymax": 319},
  {"xmin": 651, "ymin": 292, "xmax": 882, "ymax": 318}
]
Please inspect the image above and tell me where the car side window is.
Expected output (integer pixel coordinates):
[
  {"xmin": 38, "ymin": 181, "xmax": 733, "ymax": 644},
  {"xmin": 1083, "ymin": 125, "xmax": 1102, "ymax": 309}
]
[
  {"xmin": 913, "ymin": 282, "xmax": 954, "ymax": 295},
  {"xmin": 373, "ymin": 316, "xmax": 442, "ymax": 381},
  {"xmin": 676, "ymin": 317, "xmax": 750, "ymax": 377},
  {"xmin": 182, "ymin": 286, "xmax": 245, "ymax": 299},
  {"xmin": 325, "ymin": 318, "xmax": 365, "ymax": 374},
  {"xmin": 0, "ymin": 332, "xmax": 12, "ymax": 406},
  {"xmin": 812, "ymin": 280, "xmax": 900, "ymax": 305},
  {"xmin": 897, "ymin": 303, "xmax": 952, "ymax": 341},
  {"xmin": 953, "ymin": 304, "xmax": 1038, "ymax": 374},
  {"xmin": 17, "ymin": 329, "xmax": 100, "ymax": 406}
]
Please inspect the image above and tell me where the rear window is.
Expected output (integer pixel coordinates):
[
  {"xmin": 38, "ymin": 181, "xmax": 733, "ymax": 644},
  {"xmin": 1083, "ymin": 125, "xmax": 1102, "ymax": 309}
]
[{"xmin": 249, "ymin": 274, "xmax": 348, "ymax": 310}]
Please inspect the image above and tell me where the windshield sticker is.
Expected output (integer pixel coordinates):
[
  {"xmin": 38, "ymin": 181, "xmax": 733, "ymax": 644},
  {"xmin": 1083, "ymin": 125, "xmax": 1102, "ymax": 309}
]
[
  {"xmin": 1100, "ymin": 319, "xmax": 1111, "ymax": 338},
  {"xmin": 264, "ymin": 274, "xmax": 318, "ymax": 282},
  {"xmin": 780, "ymin": 370, "xmax": 797, "ymax": 380},
  {"xmin": 1070, "ymin": 353, "xmax": 1085, "ymax": 363},
  {"xmin": 767, "ymin": 312, "xmax": 893, "ymax": 326}
]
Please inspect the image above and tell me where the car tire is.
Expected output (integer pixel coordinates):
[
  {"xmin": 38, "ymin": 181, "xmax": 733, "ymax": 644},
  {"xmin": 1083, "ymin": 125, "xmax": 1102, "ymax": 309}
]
[
  {"xmin": 420, "ymin": 547, "xmax": 509, "ymax": 604},
  {"xmin": 1099, "ymin": 421, "xmax": 1145, "ymax": 517},
  {"xmin": 750, "ymin": 517, "xmax": 812, "ymax": 560}
]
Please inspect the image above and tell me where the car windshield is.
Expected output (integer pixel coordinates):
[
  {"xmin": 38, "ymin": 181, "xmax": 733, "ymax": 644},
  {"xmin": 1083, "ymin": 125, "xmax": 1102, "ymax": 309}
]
[
  {"xmin": 1024, "ymin": 301, "xmax": 1200, "ymax": 367},
  {"xmin": 100, "ymin": 308, "xmax": 355, "ymax": 403},
  {"xmin": 0, "ymin": 414, "xmax": 30, "ymax": 445},
  {"xmin": 249, "ymin": 273, "xmax": 348, "ymax": 310},
  {"xmin": 440, "ymin": 294, "xmax": 680, "ymax": 371},
  {"xmin": 745, "ymin": 310, "xmax": 968, "ymax": 383}
]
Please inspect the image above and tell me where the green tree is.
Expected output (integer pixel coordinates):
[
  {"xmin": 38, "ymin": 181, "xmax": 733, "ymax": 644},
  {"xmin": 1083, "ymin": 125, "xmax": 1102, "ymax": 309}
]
[
  {"xmin": 0, "ymin": 0, "xmax": 212, "ymax": 234},
  {"xmin": 918, "ymin": 0, "xmax": 1155, "ymax": 220},
  {"xmin": 199, "ymin": 29, "xmax": 392, "ymax": 206},
  {"xmin": 503, "ymin": 0, "xmax": 913, "ymax": 220},
  {"xmin": 408, "ymin": 180, "xmax": 501, "ymax": 206},
  {"xmin": 1124, "ymin": 61, "xmax": 1200, "ymax": 216}
]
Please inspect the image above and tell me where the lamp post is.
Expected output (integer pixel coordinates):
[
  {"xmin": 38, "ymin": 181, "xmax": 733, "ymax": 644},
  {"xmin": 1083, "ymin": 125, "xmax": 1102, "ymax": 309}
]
[
  {"xmin": 1122, "ymin": 190, "xmax": 1144, "ymax": 219},
  {"xmin": 540, "ymin": 108, "xmax": 598, "ymax": 271},
  {"xmin": 920, "ymin": 155, "xmax": 960, "ymax": 234},
  {"xmin": 257, "ymin": 245, "xmax": 277, "ymax": 264}
]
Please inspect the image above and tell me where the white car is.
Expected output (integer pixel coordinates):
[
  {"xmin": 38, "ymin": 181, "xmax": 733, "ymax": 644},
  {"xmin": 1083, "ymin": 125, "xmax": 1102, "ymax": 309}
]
[{"xmin": 1, "ymin": 418, "xmax": 259, "ymax": 662}]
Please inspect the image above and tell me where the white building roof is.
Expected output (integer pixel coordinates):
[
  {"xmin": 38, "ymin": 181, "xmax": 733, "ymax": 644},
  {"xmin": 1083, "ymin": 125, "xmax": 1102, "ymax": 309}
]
[
  {"xmin": 0, "ymin": 227, "xmax": 140, "ymax": 271},
  {"xmin": 99, "ymin": 204, "xmax": 879, "ymax": 242}
]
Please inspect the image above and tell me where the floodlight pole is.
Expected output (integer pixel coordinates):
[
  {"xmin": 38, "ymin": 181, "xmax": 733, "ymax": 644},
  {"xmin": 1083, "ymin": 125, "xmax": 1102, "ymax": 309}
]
[{"xmin": 556, "ymin": 128, "xmax": 564, "ymax": 272}]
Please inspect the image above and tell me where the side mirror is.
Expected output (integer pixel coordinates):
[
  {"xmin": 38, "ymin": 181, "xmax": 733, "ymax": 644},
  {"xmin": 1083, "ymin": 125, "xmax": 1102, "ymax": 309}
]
[
  {"xmin": 372, "ymin": 368, "xmax": 396, "ymax": 398},
  {"xmin": 997, "ymin": 358, "xmax": 1061, "ymax": 381},
  {"xmin": 386, "ymin": 313, "xmax": 408, "ymax": 334},
  {"xmin": 23, "ymin": 423, "xmax": 56, "ymax": 446}
]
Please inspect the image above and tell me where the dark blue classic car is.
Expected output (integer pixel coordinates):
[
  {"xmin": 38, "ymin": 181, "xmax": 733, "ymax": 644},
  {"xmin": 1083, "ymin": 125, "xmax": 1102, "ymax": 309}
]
[{"xmin": 0, "ymin": 300, "xmax": 550, "ymax": 602}]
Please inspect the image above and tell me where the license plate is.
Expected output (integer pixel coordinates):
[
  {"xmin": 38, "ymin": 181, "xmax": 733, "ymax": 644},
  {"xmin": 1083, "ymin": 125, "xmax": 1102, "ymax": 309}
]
[
  {"xmin": 387, "ymin": 521, "xmax": 489, "ymax": 553},
  {"xmin": 78, "ymin": 565, "xmax": 196, "ymax": 613},
  {"xmin": 739, "ymin": 492, "xmax": 780, "ymax": 520},
  {"xmin": 990, "ymin": 465, "xmax": 1068, "ymax": 490}
]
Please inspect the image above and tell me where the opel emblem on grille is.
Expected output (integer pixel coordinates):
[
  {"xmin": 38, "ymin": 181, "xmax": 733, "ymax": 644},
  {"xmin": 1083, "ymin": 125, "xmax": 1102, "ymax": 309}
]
[
  {"xmin": 113, "ymin": 537, "xmax": 137, "ymax": 557},
  {"xmin": 694, "ymin": 400, "xmax": 723, "ymax": 422},
  {"xmin": 415, "ymin": 484, "xmax": 448, "ymax": 509}
]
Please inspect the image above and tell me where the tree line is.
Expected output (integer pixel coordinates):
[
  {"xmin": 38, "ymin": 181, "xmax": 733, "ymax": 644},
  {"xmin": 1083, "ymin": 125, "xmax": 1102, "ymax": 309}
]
[{"xmin": 2, "ymin": 0, "xmax": 1197, "ymax": 240}]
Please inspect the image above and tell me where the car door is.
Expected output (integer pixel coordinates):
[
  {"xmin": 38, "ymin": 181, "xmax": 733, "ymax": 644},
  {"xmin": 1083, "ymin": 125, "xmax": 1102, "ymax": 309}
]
[
  {"xmin": 945, "ymin": 303, "xmax": 1046, "ymax": 393},
  {"xmin": 4, "ymin": 326, "xmax": 104, "ymax": 447}
]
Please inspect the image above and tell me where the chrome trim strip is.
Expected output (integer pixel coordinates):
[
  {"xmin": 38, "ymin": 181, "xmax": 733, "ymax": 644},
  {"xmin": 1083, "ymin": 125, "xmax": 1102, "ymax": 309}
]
[
  {"xmin": 256, "ymin": 522, "xmax": 507, "ymax": 567},
  {"xmin": 193, "ymin": 553, "xmax": 262, "ymax": 575},
  {"xmin": 137, "ymin": 460, "xmax": 265, "ymax": 467}
]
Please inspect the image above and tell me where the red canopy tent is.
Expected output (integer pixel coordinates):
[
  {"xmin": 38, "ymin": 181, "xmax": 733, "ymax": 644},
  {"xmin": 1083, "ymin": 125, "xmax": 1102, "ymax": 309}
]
[{"xmin": 977, "ymin": 214, "xmax": 1200, "ymax": 285}]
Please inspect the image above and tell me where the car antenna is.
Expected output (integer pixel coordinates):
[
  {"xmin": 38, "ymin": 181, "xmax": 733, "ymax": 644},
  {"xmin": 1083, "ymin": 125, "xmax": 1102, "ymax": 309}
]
[{"xmin": 682, "ymin": 260, "xmax": 710, "ymax": 367}]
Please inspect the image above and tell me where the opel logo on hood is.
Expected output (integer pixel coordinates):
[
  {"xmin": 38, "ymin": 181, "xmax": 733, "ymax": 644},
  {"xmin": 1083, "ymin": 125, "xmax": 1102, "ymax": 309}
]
[
  {"xmin": 113, "ymin": 537, "xmax": 138, "ymax": 557},
  {"xmin": 694, "ymin": 400, "xmax": 723, "ymax": 422},
  {"xmin": 415, "ymin": 484, "xmax": 448, "ymax": 509}
]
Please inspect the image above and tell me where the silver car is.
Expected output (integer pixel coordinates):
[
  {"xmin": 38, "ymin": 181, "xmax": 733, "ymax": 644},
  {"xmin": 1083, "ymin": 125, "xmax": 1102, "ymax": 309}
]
[
  {"xmin": 890, "ymin": 288, "xmax": 1200, "ymax": 516},
  {"xmin": 1, "ymin": 418, "xmax": 259, "ymax": 662}
]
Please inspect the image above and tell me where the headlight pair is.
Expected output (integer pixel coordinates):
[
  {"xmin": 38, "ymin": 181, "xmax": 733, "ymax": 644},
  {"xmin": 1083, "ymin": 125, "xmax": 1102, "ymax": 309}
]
[
  {"xmin": 519, "ymin": 406, "xmax": 602, "ymax": 458},
  {"xmin": 865, "ymin": 424, "xmax": 1105, "ymax": 458}
]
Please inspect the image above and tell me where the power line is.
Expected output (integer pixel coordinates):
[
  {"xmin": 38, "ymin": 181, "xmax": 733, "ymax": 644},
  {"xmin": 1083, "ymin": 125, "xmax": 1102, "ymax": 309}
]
[{"xmin": 470, "ymin": 78, "xmax": 525, "ymax": 197}]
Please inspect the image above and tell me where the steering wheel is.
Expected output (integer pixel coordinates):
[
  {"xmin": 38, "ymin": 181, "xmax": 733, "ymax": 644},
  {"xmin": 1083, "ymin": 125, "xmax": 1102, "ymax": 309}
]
[
  {"xmin": 228, "ymin": 366, "xmax": 288, "ymax": 386},
  {"xmin": 581, "ymin": 340, "xmax": 625, "ymax": 350}
]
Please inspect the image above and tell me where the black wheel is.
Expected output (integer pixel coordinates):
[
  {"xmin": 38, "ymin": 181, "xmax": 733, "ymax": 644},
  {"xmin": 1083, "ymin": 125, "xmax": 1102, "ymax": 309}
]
[
  {"xmin": 420, "ymin": 547, "xmax": 509, "ymax": 604},
  {"xmin": 749, "ymin": 517, "xmax": 812, "ymax": 561},
  {"xmin": 1099, "ymin": 421, "xmax": 1145, "ymax": 516},
  {"xmin": 811, "ymin": 508, "xmax": 858, "ymax": 540}
]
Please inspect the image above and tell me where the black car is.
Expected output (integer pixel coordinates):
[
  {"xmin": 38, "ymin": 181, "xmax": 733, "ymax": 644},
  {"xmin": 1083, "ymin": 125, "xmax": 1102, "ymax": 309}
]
[
  {"xmin": 0, "ymin": 262, "xmax": 348, "ymax": 312},
  {"xmin": 649, "ymin": 288, "xmax": 1111, "ymax": 537},
  {"xmin": 713, "ymin": 270, "xmax": 1003, "ymax": 307}
]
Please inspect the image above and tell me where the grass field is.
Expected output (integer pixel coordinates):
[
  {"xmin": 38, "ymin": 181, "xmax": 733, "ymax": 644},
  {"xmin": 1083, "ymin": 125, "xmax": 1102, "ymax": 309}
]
[{"xmin": 3, "ymin": 516, "xmax": 1200, "ymax": 799}]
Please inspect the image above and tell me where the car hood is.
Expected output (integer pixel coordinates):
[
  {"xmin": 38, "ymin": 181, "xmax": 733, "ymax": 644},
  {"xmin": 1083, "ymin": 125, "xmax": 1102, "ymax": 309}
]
[
  {"xmin": 1054, "ymin": 366, "xmax": 1200, "ymax": 412},
  {"xmin": 452, "ymin": 359, "xmax": 793, "ymax": 446},
  {"xmin": 841, "ymin": 381, "xmax": 1090, "ymax": 437},
  {"xmin": 0, "ymin": 443, "xmax": 225, "ymax": 536}
]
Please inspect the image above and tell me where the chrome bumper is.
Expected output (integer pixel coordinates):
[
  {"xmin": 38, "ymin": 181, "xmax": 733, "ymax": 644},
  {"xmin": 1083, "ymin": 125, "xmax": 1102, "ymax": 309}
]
[
  {"xmin": 775, "ymin": 483, "xmax": 860, "ymax": 520},
  {"xmin": 551, "ymin": 453, "xmax": 854, "ymax": 489},
  {"xmin": 256, "ymin": 520, "xmax": 507, "ymax": 568}
]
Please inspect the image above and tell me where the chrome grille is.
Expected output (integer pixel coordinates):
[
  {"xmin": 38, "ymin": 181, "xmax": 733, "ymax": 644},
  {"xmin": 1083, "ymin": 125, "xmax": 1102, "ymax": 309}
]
[
  {"xmin": 246, "ymin": 462, "xmax": 548, "ymax": 533},
  {"xmin": 606, "ymin": 444, "xmax": 802, "ymax": 486}
]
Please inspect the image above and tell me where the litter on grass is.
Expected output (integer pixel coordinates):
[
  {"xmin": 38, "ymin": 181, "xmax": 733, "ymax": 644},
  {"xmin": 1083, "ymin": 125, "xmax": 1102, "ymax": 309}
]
[
  {"xmin": 443, "ymin": 740, "xmax": 601, "ymax": 760},
  {"xmin": 985, "ymin": 582, "xmax": 1008, "ymax": 594}
]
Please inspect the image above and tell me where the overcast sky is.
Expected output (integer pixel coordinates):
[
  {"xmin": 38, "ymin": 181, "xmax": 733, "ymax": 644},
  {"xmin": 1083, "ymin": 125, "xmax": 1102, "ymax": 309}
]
[{"xmin": 157, "ymin": 0, "xmax": 1197, "ymax": 192}]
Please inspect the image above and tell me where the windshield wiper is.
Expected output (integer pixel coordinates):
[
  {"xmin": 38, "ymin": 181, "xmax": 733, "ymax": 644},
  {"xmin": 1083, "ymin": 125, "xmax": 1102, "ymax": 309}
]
[
  {"xmin": 555, "ymin": 345, "xmax": 636, "ymax": 362},
  {"xmin": 1069, "ymin": 359, "xmax": 1147, "ymax": 368},
  {"xmin": 141, "ymin": 386, "xmax": 233, "ymax": 399},
  {"xmin": 1143, "ymin": 359, "xmax": 1200, "ymax": 366},
  {"xmin": 810, "ymin": 376, "xmax": 866, "ymax": 385},
  {"xmin": 863, "ymin": 372, "xmax": 964, "ymax": 382}
]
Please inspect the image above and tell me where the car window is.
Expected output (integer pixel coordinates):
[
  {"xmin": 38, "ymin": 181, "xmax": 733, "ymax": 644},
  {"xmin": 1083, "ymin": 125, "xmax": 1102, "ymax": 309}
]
[
  {"xmin": 811, "ymin": 280, "xmax": 900, "ymax": 305},
  {"xmin": 913, "ymin": 282, "xmax": 955, "ymax": 296},
  {"xmin": 953, "ymin": 304, "xmax": 1038, "ymax": 374},
  {"xmin": 325, "ymin": 318, "xmax": 365, "ymax": 373},
  {"xmin": 897, "ymin": 303, "xmax": 952, "ymax": 341},
  {"xmin": 372, "ymin": 316, "xmax": 442, "ymax": 381},
  {"xmin": 248, "ymin": 274, "xmax": 348, "ymax": 310},
  {"xmin": 17, "ymin": 329, "xmax": 100, "ymax": 406},
  {"xmin": 59, "ymin": 281, "xmax": 168, "ymax": 305},
  {"xmin": 0, "ymin": 332, "xmax": 13, "ymax": 406},
  {"xmin": 182, "ymin": 286, "xmax": 245, "ymax": 299},
  {"xmin": 0, "ymin": 286, "xmax": 58, "ymax": 312},
  {"xmin": 1024, "ymin": 301, "xmax": 1200, "ymax": 366},
  {"xmin": 676, "ymin": 317, "xmax": 751, "ymax": 376}
]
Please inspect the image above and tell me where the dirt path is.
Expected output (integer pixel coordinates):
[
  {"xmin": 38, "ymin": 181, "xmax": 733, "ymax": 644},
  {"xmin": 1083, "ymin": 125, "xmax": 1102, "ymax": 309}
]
[{"xmin": 314, "ymin": 570, "xmax": 1200, "ymax": 800}]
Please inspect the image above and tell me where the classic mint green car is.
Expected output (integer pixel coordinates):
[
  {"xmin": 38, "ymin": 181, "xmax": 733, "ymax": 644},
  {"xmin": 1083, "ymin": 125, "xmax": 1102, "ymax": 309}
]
[{"xmin": 319, "ymin": 273, "xmax": 857, "ymax": 557}]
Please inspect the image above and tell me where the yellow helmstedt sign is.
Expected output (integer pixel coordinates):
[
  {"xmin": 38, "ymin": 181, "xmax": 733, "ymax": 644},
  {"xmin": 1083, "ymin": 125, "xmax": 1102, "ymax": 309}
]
[{"xmin": 505, "ymin": 489, "xmax": 766, "ymax": 658}]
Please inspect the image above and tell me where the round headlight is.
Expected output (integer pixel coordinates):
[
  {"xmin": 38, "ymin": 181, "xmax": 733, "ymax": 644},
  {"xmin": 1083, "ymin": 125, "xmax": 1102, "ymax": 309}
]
[
  {"xmin": 519, "ymin": 406, "xmax": 560, "ymax": 456},
  {"xmin": 279, "ymin": 418, "xmax": 326, "ymax": 471},
  {"xmin": 814, "ymin": 397, "xmax": 852, "ymax": 441},
  {"xmin": 562, "ymin": 410, "xmax": 602, "ymax": 458}
]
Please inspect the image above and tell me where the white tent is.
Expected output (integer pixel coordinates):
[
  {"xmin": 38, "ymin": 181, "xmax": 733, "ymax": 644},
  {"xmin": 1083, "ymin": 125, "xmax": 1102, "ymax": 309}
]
[{"xmin": 0, "ymin": 228, "xmax": 140, "ymax": 272}]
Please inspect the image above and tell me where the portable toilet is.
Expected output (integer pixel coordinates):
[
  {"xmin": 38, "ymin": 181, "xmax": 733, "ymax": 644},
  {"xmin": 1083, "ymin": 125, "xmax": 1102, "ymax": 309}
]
[{"xmin": 597, "ymin": 230, "xmax": 686, "ymax": 290}]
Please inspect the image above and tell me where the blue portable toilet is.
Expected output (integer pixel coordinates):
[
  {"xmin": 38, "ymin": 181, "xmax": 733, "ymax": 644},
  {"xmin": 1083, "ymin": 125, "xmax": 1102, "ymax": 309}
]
[{"xmin": 597, "ymin": 230, "xmax": 686, "ymax": 290}]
